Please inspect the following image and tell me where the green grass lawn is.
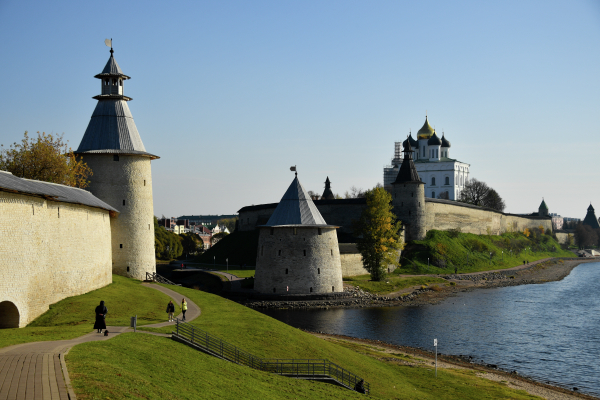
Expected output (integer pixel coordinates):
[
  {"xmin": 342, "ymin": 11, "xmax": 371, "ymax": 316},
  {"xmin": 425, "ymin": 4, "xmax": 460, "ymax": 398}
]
[
  {"xmin": 213, "ymin": 268, "xmax": 255, "ymax": 278},
  {"xmin": 0, "ymin": 275, "xmax": 171, "ymax": 349},
  {"xmin": 70, "ymin": 284, "xmax": 541, "ymax": 399},
  {"xmin": 343, "ymin": 274, "xmax": 448, "ymax": 295},
  {"xmin": 399, "ymin": 229, "xmax": 572, "ymax": 275}
]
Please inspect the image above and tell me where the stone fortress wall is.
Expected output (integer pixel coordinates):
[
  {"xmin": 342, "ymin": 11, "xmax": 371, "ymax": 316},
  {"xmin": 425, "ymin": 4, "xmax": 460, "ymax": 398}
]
[
  {"xmin": 255, "ymin": 226, "xmax": 343, "ymax": 295},
  {"xmin": 0, "ymin": 191, "xmax": 113, "ymax": 328},
  {"xmin": 239, "ymin": 198, "xmax": 552, "ymax": 276},
  {"xmin": 81, "ymin": 154, "xmax": 156, "ymax": 280}
]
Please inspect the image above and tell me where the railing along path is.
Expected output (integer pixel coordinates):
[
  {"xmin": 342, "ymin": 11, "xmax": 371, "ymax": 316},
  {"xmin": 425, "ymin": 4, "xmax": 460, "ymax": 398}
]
[
  {"xmin": 173, "ymin": 320, "xmax": 369, "ymax": 394},
  {"xmin": 146, "ymin": 272, "xmax": 181, "ymax": 286}
]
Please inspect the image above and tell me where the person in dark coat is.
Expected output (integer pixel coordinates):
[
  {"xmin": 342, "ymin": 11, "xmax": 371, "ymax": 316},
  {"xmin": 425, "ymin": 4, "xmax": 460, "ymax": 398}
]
[
  {"xmin": 166, "ymin": 300, "xmax": 175, "ymax": 322},
  {"xmin": 94, "ymin": 300, "xmax": 107, "ymax": 333}
]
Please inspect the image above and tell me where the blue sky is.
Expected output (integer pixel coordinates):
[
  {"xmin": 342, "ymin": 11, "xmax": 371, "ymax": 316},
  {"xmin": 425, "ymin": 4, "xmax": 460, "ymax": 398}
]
[{"xmin": 1, "ymin": 0, "xmax": 599, "ymax": 219}]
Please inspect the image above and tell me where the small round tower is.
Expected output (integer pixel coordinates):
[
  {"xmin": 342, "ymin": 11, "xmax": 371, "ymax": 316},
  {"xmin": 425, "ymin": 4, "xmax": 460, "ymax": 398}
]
[
  {"xmin": 255, "ymin": 174, "xmax": 343, "ymax": 295},
  {"xmin": 75, "ymin": 44, "xmax": 158, "ymax": 280},
  {"xmin": 391, "ymin": 140, "xmax": 426, "ymax": 241}
]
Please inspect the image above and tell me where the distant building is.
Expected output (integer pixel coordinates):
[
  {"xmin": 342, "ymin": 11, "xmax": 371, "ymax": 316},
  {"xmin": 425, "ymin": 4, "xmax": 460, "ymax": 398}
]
[{"xmin": 383, "ymin": 116, "xmax": 470, "ymax": 200}]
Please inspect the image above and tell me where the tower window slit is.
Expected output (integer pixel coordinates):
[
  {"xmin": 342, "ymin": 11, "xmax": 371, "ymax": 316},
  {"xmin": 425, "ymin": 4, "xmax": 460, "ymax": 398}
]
[
  {"xmin": 144, "ymin": 180, "xmax": 146, "ymax": 186},
  {"xmin": 270, "ymin": 228, "xmax": 274, "ymax": 235},
  {"xmin": 278, "ymin": 250, "xmax": 281, "ymax": 256},
  {"xmin": 294, "ymin": 228, "xmax": 297, "ymax": 235},
  {"xmin": 285, "ymin": 268, "xmax": 288, "ymax": 274},
  {"xmin": 303, "ymin": 250, "xmax": 306, "ymax": 256},
  {"xmin": 318, "ymin": 268, "xmax": 320, "ymax": 274},
  {"xmin": 331, "ymin": 249, "xmax": 333, "ymax": 256},
  {"xmin": 120, "ymin": 244, "xmax": 123, "ymax": 248},
  {"xmin": 113, "ymin": 155, "xmax": 119, "ymax": 161},
  {"xmin": 123, "ymin": 200, "xmax": 126, "ymax": 206},
  {"xmin": 318, "ymin": 228, "xmax": 322, "ymax": 235},
  {"xmin": 310, "ymin": 287, "xmax": 313, "ymax": 293}
]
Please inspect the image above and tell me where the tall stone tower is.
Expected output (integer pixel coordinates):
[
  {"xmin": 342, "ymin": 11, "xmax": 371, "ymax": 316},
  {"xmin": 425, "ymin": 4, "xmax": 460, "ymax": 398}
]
[
  {"xmin": 75, "ymin": 45, "xmax": 158, "ymax": 280},
  {"xmin": 255, "ymin": 174, "xmax": 343, "ymax": 295},
  {"xmin": 391, "ymin": 140, "xmax": 426, "ymax": 241}
]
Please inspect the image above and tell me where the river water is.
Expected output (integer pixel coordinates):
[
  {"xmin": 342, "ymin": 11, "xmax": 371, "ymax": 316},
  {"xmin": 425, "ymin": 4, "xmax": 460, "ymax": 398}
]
[{"xmin": 261, "ymin": 262, "xmax": 600, "ymax": 396}]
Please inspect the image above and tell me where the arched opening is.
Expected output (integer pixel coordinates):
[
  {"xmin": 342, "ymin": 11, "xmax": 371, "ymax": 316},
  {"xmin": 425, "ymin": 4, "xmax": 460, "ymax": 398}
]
[
  {"xmin": 310, "ymin": 287, "xmax": 313, "ymax": 293},
  {"xmin": 0, "ymin": 301, "xmax": 20, "ymax": 328}
]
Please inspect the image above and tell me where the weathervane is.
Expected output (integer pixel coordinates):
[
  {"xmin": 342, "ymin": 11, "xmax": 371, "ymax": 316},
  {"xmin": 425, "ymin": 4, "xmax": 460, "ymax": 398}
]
[
  {"xmin": 290, "ymin": 165, "xmax": 297, "ymax": 177},
  {"xmin": 105, "ymin": 38, "xmax": 113, "ymax": 54}
]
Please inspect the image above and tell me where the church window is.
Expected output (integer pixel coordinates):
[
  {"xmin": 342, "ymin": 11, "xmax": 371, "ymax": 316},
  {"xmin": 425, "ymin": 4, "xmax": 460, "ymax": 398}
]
[
  {"xmin": 432, "ymin": 191, "xmax": 435, "ymax": 198},
  {"xmin": 119, "ymin": 79, "xmax": 123, "ymax": 86},
  {"xmin": 431, "ymin": 177, "xmax": 435, "ymax": 185},
  {"xmin": 445, "ymin": 177, "xmax": 449, "ymax": 185}
]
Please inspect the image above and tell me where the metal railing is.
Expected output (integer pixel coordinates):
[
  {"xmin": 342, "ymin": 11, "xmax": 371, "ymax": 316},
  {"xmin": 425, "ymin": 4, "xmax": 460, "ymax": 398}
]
[
  {"xmin": 174, "ymin": 320, "xmax": 369, "ymax": 394},
  {"xmin": 146, "ymin": 272, "xmax": 181, "ymax": 286}
]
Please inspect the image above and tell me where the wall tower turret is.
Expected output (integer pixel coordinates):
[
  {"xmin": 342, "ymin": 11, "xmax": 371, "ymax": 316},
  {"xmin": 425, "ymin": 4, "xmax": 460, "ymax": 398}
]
[
  {"xmin": 75, "ymin": 44, "xmax": 158, "ymax": 280},
  {"xmin": 391, "ymin": 140, "xmax": 426, "ymax": 240}
]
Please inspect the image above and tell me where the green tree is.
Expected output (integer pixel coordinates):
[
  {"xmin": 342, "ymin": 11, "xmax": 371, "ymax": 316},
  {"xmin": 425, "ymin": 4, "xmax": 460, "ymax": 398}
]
[
  {"xmin": 181, "ymin": 233, "xmax": 203, "ymax": 257},
  {"xmin": 353, "ymin": 187, "xmax": 403, "ymax": 281},
  {"xmin": 0, "ymin": 131, "xmax": 92, "ymax": 188},
  {"xmin": 154, "ymin": 217, "xmax": 183, "ymax": 259},
  {"xmin": 216, "ymin": 217, "xmax": 238, "ymax": 233}
]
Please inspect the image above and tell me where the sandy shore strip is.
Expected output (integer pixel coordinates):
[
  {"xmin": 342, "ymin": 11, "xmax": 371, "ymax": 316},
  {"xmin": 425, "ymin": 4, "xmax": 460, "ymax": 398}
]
[{"xmin": 309, "ymin": 331, "xmax": 599, "ymax": 400}]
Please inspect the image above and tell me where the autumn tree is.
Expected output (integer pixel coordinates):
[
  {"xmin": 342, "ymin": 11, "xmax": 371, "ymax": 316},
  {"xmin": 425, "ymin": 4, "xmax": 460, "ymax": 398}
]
[
  {"xmin": 353, "ymin": 187, "xmax": 403, "ymax": 281},
  {"xmin": 0, "ymin": 131, "xmax": 92, "ymax": 188}
]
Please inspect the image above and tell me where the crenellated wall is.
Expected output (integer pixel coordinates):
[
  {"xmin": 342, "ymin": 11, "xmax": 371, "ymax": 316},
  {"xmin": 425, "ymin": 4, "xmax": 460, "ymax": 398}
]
[{"xmin": 0, "ymin": 191, "xmax": 113, "ymax": 328}]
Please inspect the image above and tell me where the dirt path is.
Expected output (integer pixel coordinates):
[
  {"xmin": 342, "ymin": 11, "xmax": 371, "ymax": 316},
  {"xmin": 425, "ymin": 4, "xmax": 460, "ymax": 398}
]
[{"xmin": 0, "ymin": 283, "xmax": 200, "ymax": 400}]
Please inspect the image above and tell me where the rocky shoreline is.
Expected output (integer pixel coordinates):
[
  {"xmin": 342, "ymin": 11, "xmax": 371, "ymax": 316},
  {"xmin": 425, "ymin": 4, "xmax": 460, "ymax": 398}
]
[{"xmin": 243, "ymin": 258, "xmax": 597, "ymax": 310}]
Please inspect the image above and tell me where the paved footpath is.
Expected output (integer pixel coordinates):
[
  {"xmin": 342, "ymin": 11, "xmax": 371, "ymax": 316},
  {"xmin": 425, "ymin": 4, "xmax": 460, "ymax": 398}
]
[{"xmin": 0, "ymin": 284, "xmax": 200, "ymax": 400}]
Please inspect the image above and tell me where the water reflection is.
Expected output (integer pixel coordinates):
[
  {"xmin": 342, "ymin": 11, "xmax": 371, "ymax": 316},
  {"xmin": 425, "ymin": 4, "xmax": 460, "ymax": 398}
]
[{"xmin": 261, "ymin": 262, "xmax": 600, "ymax": 396}]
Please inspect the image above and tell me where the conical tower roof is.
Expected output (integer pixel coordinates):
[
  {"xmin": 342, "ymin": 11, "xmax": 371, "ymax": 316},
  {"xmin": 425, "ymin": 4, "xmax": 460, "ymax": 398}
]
[
  {"xmin": 76, "ymin": 49, "xmax": 157, "ymax": 159},
  {"xmin": 95, "ymin": 52, "xmax": 130, "ymax": 79},
  {"xmin": 321, "ymin": 176, "xmax": 335, "ymax": 200},
  {"xmin": 539, "ymin": 199, "xmax": 548, "ymax": 210},
  {"xmin": 393, "ymin": 140, "xmax": 423, "ymax": 184},
  {"xmin": 265, "ymin": 176, "xmax": 329, "ymax": 226},
  {"xmin": 583, "ymin": 203, "xmax": 600, "ymax": 229}
]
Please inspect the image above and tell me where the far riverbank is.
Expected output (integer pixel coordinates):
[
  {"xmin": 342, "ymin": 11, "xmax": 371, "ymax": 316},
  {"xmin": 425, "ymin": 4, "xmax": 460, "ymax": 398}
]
[{"xmin": 243, "ymin": 257, "xmax": 597, "ymax": 310}]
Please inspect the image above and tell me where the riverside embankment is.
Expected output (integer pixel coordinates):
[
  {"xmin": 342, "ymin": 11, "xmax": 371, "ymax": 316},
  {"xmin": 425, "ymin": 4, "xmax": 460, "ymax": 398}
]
[{"xmin": 243, "ymin": 257, "xmax": 594, "ymax": 310}]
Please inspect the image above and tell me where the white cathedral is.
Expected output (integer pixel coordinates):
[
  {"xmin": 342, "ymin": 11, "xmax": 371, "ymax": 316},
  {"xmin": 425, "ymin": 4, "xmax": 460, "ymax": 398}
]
[{"xmin": 383, "ymin": 116, "xmax": 470, "ymax": 200}]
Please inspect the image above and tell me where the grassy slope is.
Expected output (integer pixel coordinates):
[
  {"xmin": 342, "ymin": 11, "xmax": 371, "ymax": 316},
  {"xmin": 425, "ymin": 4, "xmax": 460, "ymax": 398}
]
[
  {"xmin": 400, "ymin": 230, "xmax": 572, "ymax": 275},
  {"xmin": 343, "ymin": 274, "xmax": 447, "ymax": 295},
  {"xmin": 0, "ymin": 275, "xmax": 171, "ymax": 348},
  {"xmin": 125, "ymin": 284, "xmax": 539, "ymax": 400}
]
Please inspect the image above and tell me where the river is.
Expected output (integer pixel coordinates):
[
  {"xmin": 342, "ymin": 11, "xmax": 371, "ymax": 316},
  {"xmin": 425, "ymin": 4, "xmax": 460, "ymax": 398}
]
[{"xmin": 260, "ymin": 262, "xmax": 600, "ymax": 396}]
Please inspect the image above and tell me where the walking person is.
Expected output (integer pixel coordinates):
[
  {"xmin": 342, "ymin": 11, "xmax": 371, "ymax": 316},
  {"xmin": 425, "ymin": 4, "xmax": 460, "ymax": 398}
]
[
  {"xmin": 94, "ymin": 300, "xmax": 107, "ymax": 333},
  {"xmin": 181, "ymin": 298, "xmax": 187, "ymax": 321},
  {"xmin": 166, "ymin": 300, "xmax": 175, "ymax": 322}
]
